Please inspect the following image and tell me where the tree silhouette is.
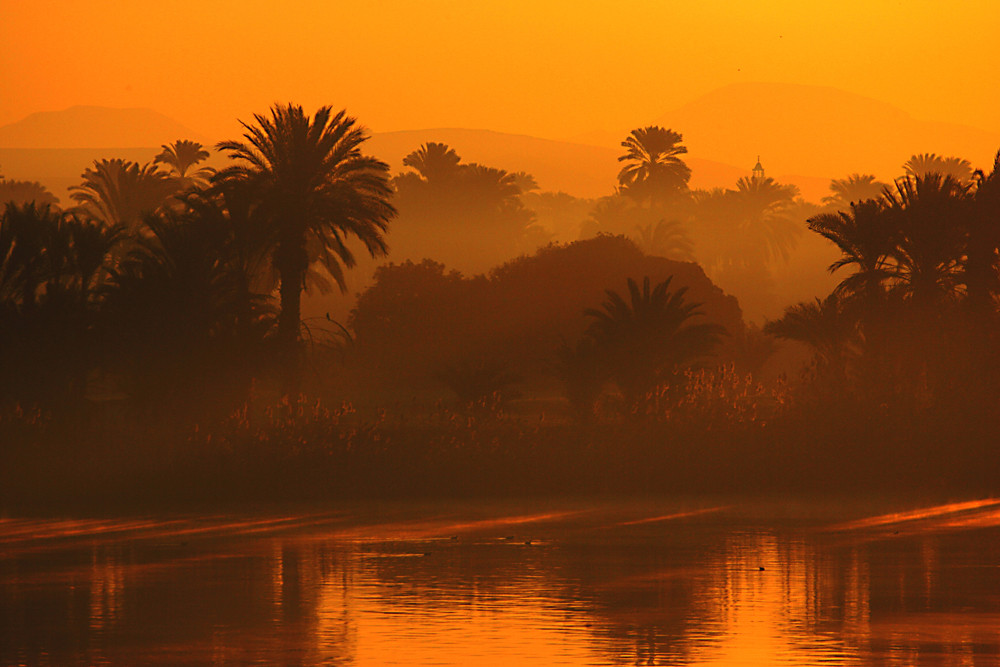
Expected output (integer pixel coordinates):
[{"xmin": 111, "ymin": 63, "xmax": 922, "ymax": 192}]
[
  {"xmin": 633, "ymin": 219, "xmax": 694, "ymax": 261},
  {"xmin": 903, "ymin": 153, "xmax": 973, "ymax": 185},
  {"xmin": 0, "ymin": 179, "xmax": 59, "ymax": 208},
  {"xmin": 0, "ymin": 203, "xmax": 120, "ymax": 403},
  {"xmin": 822, "ymin": 174, "xmax": 887, "ymax": 210},
  {"xmin": 583, "ymin": 194, "xmax": 693, "ymax": 260},
  {"xmin": 154, "ymin": 139, "xmax": 214, "ymax": 186},
  {"xmin": 617, "ymin": 127, "xmax": 691, "ymax": 205},
  {"xmin": 694, "ymin": 176, "xmax": 800, "ymax": 275},
  {"xmin": 401, "ymin": 142, "xmax": 462, "ymax": 183},
  {"xmin": 807, "ymin": 199, "xmax": 896, "ymax": 302},
  {"xmin": 882, "ymin": 173, "xmax": 970, "ymax": 307},
  {"xmin": 965, "ymin": 150, "xmax": 1000, "ymax": 316},
  {"xmin": 764, "ymin": 294, "xmax": 857, "ymax": 384},
  {"xmin": 69, "ymin": 159, "xmax": 177, "ymax": 230},
  {"xmin": 392, "ymin": 146, "xmax": 540, "ymax": 270},
  {"xmin": 101, "ymin": 209, "xmax": 269, "ymax": 409},
  {"xmin": 216, "ymin": 104, "xmax": 395, "ymax": 389},
  {"xmin": 584, "ymin": 276, "xmax": 726, "ymax": 402}
]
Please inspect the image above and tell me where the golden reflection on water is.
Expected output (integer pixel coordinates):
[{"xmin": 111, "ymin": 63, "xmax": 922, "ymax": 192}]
[{"xmin": 4, "ymin": 501, "xmax": 1000, "ymax": 665}]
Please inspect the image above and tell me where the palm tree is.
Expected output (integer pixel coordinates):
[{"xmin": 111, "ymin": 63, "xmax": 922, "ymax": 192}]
[
  {"xmin": 807, "ymin": 199, "xmax": 896, "ymax": 302},
  {"xmin": 617, "ymin": 127, "xmax": 691, "ymax": 205},
  {"xmin": 0, "ymin": 203, "xmax": 120, "ymax": 403},
  {"xmin": 101, "ymin": 210, "xmax": 249, "ymax": 408},
  {"xmin": 965, "ymin": 150, "xmax": 1000, "ymax": 316},
  {"xmin": 154, "ymin": 139, "xmax": 214, "ymax": 185},
  {"xmin": 903, "ymin": 153, "xmax": 973, "ymax": 185},
  {"xmin": 764, "ymin": 294, "xmax": 858, "ymax": 384},
  {"xmin": 633, "ymin": 219, "xmax": 694, "ymax": 261},
  {"xmin": 881, "ymin": 173, "xmax": 970, "ymax": 307},
  {"xmin": 69, "ymin": 158, "xmax": 177, "ymax": 230},
  {"xmin": 822, "ymin": 173, "xmax": 887, "ymax": 210},
  {"xmin": 216, "ymin": 104, "xmax": 395, "ymax": 388},
  {"xmin": 401, "ymin": 142, "xmax": 462, "ymax": 183},
  {"xmin": 585, "ymin": 276, "xmax": 726, "ymax": 401},
  {"xmin": 0, "ymin": 178, "xmax": 59, "ymax": 208}
]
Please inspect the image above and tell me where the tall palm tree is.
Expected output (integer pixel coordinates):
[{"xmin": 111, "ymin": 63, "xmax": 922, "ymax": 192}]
[
  {"xmin": 617, "ymin": 127, "xmax": 691, "ymax": 205},
  {"xmin": 822, "ymin": 174, "xmax": 887, "ymax": 210},
  {"xmin": 69, "ymin": 158, "xmax": 177, "ymax": 230},
  {"xmin": 215, "ymin": 104, "xmax": 395, "ymax": 388},
  {"xmin": 585, "ymin": 276, "xmax": 725, "ymax": 401},
  {"xmin": 154, "ymin": 139, "xmax": 214, "ymax": 185}
]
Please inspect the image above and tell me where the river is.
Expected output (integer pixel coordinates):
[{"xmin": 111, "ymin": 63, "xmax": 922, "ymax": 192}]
[{"xmin": 4, "ymin": 497, "xmax": 1000, "ymax": 665}]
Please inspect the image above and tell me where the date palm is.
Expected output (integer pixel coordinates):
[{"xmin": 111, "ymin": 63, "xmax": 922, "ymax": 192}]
[
  {"xmin": 155, "ymin": 139, "xmax": 214, "ymax": 185},
  {"xmin": 764, "ymin": 294, "xmax": 858, "ymax": 383},
  {"xmin": 807, "ymin": 198, "xmax": 896, "ymax": 302},
  {"xmin": 822, "ymin": 173, "xmax": 887, "ymax": 210},
  {"xmin": 401, "ymin": 142, "xmax": 462, "ymax": 183},
  {"xmin": 903, "ymin": 153, "xmax": 973, "ymax": 185},
  {"xmin": 69, "ymin": 158, "xmax": 177, "ymax": 230},
  {"xmin": 966, "ymin": 150, "xmax": 1000, "ymax": 316},
  {"xmin": 585, "ymin": 276, "xmax": 725, "ymax": 401},
  {"xmin": 216, "ymin": 104, "xmax": 395, "ymax": 388},
  {"xmin": 617, "ymin": 126, "xmax": 691, "ymax": 205},
  {"xmin": 882, "ymin": 173, "xmax": 970, "ymax": 307}
]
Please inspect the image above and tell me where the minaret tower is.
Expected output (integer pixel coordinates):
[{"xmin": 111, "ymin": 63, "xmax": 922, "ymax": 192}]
[{"xmin": 752, "ymin": 155, "xmax": 765, "ymax": 180}]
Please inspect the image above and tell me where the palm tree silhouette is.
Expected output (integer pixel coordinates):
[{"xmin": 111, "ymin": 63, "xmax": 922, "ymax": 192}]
[
  {"xmin": 585, "ymin": 276, "xmax": 725, "ymax": 402},
  {"xmin": 822, "ymin": 174, "xmax": 887, "ymax": 210},
  {"xmin": 69, "ymin": 159, "xmax": 177, "ymax": 230},
  {"xmin": 617, "ymin": 127, "xmax": 691, "ymax": 205},
  {"xmin": 401, "ymin": 142, "xmax": 462, "ymax": 183},
  {"xmin": 965, "ymin": 150, "xmax": 1000, "ymax": 316},
  {"xmin": 216, "ymin": 104, "xmax": 395, "ymax": 389},
  {"xmin": 764, "ymin": 294, "xmax": 857, "ymax": 383},
  {"xmin": 154, "ymin": 139, "xmax": 214, "ymax": 185},
  {"xmin": 0, "ymin": 202, "xmax": 120, "ymax": 403},
  {"xmin": 695, "ymin": 177, "xmax": 800, "ymax": 272},
  {"xmin": 882, "ymin": 173, "xmax": 970, "ymax": 307},
  {"xmin": 903, "ymin": 153, "xmax": 973, "ymax": 185},
  {"xmin": 633, "ymin": 219, "xmax": 694, "ymax": 261},
  {"xmin": 0, "ymin": 178, "xmax": 59, "ymax": 208},
  {"xmin": 807, "ymin": 199, "xmax": 896, "ymax": 302}
]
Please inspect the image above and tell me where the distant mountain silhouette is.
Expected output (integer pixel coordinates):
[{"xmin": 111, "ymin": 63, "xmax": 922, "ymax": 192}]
[
  {"xmin": 0, "ymin": 106, "xmax": 208, "ymax": 149},
  {"xmin": 651, "ymin": 82, "xmax": 1000, "ymax": 179},
  {"xmin": 367, "ymin": 128, "xmax": 747, "ymax": 197}
]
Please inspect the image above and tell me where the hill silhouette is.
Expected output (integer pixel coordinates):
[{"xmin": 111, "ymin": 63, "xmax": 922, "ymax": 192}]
[
  {"xmin": 652, "ymin": 82, "xmax": 1000, "ymax": 179},
  {"xmin": 0, "ymin": 106, "xmax": 208, "ymax": 149}
]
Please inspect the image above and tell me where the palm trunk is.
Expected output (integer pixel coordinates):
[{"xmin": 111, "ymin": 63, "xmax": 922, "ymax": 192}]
[{"xmin": 276, "ymin": 236, "xmax": 307, "ymax": 395}]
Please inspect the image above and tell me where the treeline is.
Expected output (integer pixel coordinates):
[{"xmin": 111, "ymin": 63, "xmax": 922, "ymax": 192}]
[
  {"xmin": 3, "ymin": 101, "xmax": 1000, "ymax": 507},
  {"xmin": 766, "ymin": 156, "xmax": 1000, "ymax": 418}
]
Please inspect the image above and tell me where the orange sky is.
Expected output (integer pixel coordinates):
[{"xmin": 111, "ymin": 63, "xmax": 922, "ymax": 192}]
[{"xmin": 1, "ymin": 0, "xmax": 998, "ymax": 141}]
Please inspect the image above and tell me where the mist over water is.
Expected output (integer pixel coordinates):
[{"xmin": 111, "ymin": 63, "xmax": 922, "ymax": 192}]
[{"xmin": 4, "ymin": 499, "xmax": 1000, "ymax": 665}]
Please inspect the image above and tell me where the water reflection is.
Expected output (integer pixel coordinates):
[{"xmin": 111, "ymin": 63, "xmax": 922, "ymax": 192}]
[{"xmin": 3, "ymin": 500, "xmax": 1000, "ymax": 665}]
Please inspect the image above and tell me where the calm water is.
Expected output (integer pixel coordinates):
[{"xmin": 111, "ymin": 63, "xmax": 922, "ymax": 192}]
[{"xmin": 4, "ymin": 498, "xmax": 1000, "ymax": 665}]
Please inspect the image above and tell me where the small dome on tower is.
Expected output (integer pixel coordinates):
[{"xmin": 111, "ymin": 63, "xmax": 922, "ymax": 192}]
[{"xmin": 752, "ymin": 155, "xmax": 765, "ymax": 179}]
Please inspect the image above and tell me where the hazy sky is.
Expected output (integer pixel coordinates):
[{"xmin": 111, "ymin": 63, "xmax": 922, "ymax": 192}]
[{"xmin": 2, "ymin": 0, "xmax": 997, "ymax": 141}]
